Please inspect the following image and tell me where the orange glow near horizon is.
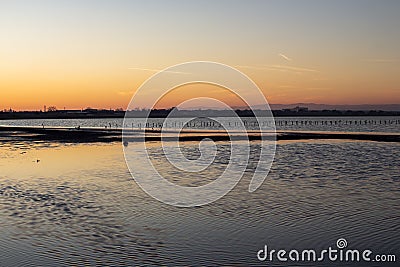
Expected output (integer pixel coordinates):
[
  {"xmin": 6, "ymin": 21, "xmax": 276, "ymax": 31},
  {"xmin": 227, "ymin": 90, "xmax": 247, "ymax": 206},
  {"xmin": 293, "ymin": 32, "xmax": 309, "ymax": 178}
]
[
  {"xmin": 2, "ymin": 58, "xmax": 399, "ymax": 111},
  {"xmin": 152, "ymin": 83, "xmax": 249, "ymax": 110},
  {"xmin": 3, "ymin": 63, "xmax": 400, "ymax": 111},
  {"xmin": 2, "ymin": 65, "xmax": 400, "ymax": 111}
]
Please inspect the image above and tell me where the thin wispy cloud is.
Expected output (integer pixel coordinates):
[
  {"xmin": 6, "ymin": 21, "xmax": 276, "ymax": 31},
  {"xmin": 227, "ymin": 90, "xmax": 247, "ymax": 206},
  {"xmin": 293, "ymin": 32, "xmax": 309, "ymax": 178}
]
[
  {"xmin": 305, "ymin": 87, "xmax": 330, "ymax": 91},
  {"xmin": 235, "ymin": 65, "xmax": 268, "ymax": 71},
  {"xmin": 236, "ymin": 64, "xmax": 319, "ymax": 74},
  {"xmin": 363, "ymin": 59, "xmax": 398, "ymax": 63},
  {"xmin": 278, "ymin": 85, "xmax": 297, "ymax": 88},
  {"xmin": 117, "ymin": 90, "xmax": 134, "ymax": 96},
  {"xmin": 279, "ymin": 53, "xmax": 292, "ymax": 61},
  {"xmin": 266, "ymin": 65, "xmax": 319, "ymax": 73},
  {"xmin": 277, "ymin": 85, "xmax": 329, "ymax": 91},
  {"xmin": 128, "ymin": 67, "xmax": 190, "ymax": 74}
]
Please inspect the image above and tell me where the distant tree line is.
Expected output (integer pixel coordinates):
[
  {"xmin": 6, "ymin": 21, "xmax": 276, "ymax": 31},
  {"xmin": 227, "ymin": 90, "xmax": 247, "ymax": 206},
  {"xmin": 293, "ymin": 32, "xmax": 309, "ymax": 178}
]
[{"xmin": 0, "ymin": 107, "xmax": 399, "ymax": 120}]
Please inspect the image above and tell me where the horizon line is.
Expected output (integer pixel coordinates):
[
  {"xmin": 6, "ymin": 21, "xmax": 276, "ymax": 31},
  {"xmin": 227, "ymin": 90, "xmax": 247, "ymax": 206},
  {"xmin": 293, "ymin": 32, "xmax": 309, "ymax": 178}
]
[{"xmin": 3, "ymin": 102, "xmax": 400, "ymax": 113}]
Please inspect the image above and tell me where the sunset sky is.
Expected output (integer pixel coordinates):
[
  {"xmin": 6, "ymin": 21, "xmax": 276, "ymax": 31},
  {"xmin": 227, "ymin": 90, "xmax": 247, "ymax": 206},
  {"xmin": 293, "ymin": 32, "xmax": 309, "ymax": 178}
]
[{"xmin": 1, "ymin": 0, "xmax": 400, "ymax": 110}]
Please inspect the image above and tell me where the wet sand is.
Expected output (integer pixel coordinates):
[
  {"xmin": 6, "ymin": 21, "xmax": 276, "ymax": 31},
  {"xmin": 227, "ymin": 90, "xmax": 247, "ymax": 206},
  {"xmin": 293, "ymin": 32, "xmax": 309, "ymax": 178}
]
[
  {"xmin": 0, "ymin": 125, "xmax": 399, "ymax": 143},
  {"xmin": 1, "ymin": 137, "xmax": 399, "ymax": 266}
]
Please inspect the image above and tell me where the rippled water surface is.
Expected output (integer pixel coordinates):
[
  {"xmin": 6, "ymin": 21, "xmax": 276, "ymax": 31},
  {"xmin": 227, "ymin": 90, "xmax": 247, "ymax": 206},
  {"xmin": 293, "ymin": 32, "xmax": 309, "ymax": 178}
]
[{"xmin": 0, "ymin": 140, "xmax": 399, "ymax": 266}]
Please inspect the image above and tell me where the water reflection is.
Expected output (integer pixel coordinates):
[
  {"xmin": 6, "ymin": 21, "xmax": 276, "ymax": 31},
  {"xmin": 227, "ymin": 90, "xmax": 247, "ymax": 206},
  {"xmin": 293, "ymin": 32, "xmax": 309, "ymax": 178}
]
[{"xmin": 0, "ymin": 140, "xmax": 399, "ymax": 266}]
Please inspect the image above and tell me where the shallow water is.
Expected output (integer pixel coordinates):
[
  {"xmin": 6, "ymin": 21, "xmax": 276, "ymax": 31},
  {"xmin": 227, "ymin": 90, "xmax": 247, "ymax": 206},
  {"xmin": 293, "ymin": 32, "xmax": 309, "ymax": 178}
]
[
  {"xmin": 1, "ymin": 116, "xmax": 399, "ymax": 133},
  {"xmin": 0, "ymin": 140, "xmax": 399, "ymax": 266}
]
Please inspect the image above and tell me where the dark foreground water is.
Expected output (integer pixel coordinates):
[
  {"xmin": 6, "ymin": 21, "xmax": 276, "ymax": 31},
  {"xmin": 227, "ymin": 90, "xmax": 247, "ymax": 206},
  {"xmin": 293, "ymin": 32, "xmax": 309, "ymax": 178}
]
[{"xmin": 0, "ymin": 139, "xmax": 399, "ymax": 266}]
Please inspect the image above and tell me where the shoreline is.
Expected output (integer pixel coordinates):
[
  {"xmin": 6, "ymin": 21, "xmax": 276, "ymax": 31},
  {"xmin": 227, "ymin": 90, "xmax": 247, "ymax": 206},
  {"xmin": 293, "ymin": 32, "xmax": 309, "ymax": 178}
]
[
  {"xmin": 0, "ymin": 126, "xmax": 399, "ymax": 143},
  {"xmin": 1, "ymin": 110, "xmax": 400, "ymax": 120}
]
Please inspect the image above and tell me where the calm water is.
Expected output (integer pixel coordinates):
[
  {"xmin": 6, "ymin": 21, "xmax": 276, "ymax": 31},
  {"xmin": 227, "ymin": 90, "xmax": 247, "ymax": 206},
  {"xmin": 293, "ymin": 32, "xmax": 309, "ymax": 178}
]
[
  {"xmin": 1, "ymin": 116, "xmax": 399, "ymax": 133},
  {"xmin": 0, "ymin": 137, "xmax": 399, "ymax": 266}
]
